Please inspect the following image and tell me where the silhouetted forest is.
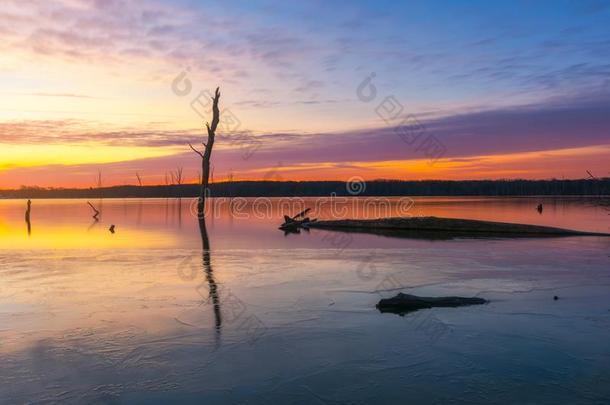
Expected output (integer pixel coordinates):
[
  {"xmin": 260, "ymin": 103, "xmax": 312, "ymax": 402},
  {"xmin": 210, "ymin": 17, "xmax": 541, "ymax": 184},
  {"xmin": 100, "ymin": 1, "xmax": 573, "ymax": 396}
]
[{"xmin": 2, "ymin": 179, "xmax": 609, "ymax": 199}]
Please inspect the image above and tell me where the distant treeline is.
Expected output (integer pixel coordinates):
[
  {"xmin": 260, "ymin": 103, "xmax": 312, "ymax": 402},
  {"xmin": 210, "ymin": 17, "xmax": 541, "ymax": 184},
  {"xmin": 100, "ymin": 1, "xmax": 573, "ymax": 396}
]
[{"xmin": 2, "ymin": 179, "xmax": 610, "ymax": 199}]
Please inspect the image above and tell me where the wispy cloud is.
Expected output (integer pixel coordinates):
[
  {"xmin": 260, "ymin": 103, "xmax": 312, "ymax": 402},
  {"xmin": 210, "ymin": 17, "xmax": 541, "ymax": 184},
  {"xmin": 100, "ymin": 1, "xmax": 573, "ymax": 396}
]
[
  {"xmin": 3, "ymin": 88, "xmax": 610, "ymax": 154},
  {"xmin": 9, "ymin": 92, "xmax": 103, "ymax": 99}
]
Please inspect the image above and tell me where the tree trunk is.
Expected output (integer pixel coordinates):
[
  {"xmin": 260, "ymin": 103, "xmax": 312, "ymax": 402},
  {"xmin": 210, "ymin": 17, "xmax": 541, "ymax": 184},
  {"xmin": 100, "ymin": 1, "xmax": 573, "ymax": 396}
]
[{"xmin": 189, "ymin": 87, "xmax": 220, "ymax": 218}]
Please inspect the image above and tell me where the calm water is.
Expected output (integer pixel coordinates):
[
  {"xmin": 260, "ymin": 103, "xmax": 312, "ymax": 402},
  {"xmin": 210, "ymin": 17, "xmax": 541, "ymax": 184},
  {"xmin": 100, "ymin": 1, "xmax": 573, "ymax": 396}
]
[{"xmin": 1, "ymin": 197, "xmax": 609, "ymax": 404}]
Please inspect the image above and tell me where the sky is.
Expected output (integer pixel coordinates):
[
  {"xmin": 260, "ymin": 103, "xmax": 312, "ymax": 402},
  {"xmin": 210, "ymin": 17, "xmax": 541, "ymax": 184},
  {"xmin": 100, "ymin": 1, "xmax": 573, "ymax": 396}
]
[{"xmin": 1, "ymin": 0, "xmax": 609, "ymax": 188}]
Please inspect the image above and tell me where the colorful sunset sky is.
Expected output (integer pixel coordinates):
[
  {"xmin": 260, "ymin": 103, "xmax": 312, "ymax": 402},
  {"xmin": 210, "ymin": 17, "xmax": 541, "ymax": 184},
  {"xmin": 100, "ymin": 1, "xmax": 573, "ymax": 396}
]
[{"xmin": 1, "ymin": 0, "xmax": 609, "ymax": 188}]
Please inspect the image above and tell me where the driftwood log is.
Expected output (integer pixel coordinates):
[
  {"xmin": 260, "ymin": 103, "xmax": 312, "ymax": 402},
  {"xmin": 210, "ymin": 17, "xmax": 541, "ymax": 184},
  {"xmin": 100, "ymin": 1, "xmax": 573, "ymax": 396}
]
[
  {"xmin": 377, "ymin": 292, "xmax": 487, "ymax": 315},
  {"xmin": 279, "ymin": 208, "xmax": 317, "ymax": 231}
]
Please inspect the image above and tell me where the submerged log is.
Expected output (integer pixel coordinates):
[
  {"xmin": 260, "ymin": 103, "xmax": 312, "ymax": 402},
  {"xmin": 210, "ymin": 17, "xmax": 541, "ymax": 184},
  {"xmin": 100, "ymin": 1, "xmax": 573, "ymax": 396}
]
[
  {"xmin": 308, "ymin": 216, "xmax": 610, "ymax": 237},
  {"xmin": 377, "ymin": 292, "xmax": 487, "ymax": 315},
  {"xmin": 279, "ymin": 217, "xmax": 316, "ymax": 230}
]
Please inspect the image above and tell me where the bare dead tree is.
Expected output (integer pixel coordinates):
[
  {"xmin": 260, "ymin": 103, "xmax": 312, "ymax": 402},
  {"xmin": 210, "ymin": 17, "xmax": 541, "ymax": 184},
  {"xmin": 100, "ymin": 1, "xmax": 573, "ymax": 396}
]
[
  {"xmin": 189, "ymin": 87, "xmax": 220, "ymax": 217},
  {"xmin": 173, "ymin": 167, "xmax": 184, "ymax": 185},
  {"xmin": 95, "ymin": 170, "xmax": 104, "ymax": 199},
  {"xmin": 136, "ymin": 172, "xmax": 143, "ymax": 187}
]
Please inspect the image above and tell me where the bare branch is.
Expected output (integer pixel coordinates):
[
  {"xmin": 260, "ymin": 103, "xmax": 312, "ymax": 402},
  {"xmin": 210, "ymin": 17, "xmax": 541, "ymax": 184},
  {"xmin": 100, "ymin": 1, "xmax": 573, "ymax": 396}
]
[
  {"xmin": 188, "ymin": 142, "xmax": 204, "ymax": 158},
  {"xmin": 174, "ymin": 167, "xmax": 184, "ymax": 185}
]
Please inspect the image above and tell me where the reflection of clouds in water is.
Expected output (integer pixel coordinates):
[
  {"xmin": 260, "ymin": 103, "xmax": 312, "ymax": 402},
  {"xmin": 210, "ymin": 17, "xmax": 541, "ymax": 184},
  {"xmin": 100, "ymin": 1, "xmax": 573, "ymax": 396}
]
[{"xmin": 3, "ymin": 197, "xmax": 610, "ymax": 252}]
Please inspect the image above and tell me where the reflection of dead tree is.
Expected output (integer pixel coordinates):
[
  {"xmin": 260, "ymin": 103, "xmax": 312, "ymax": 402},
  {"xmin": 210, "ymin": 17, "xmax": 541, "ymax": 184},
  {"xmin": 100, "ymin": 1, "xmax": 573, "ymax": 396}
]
[
  {"xmin": 586, "ymin": 170, "xmax": 610, "ymax": 214},
  {"xmin": 136, "ymin": 172, "xmax": 143, "ymax": 186},
  {"xmin": 189, "ymin": 87, "xmax": 220, "ymax": 218},
  {"xmin": 164, "ymin": 198, "xmax": 168, "ymax": 224},
  {"xmin": 136, "ymin": 199, "xmax": 143, "ymax": 225},
  {"xmin": 25, "ymin": 199, "xmax": 32, "ymax": 235},
  {"xmin": 87, "ymin": 201, "xmax": 100, "ymax": 220},
  {"xmin": 177, "ymin": 197, "xmax": 183, "ymax": 228},
  {"xmin": 199, "ymin": 218, "xmax": 221, "ymax": 339},
  {"xmin": 227, "ymin": 170, "xmax": 234, "ymax": 205}
]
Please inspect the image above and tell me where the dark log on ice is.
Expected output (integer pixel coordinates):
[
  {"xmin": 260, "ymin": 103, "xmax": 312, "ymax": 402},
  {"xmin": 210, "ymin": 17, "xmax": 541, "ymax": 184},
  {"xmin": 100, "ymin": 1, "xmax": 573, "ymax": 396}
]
[{"xmin": 377, "ymin": 292, "xmax": 487, "ymax": 314}]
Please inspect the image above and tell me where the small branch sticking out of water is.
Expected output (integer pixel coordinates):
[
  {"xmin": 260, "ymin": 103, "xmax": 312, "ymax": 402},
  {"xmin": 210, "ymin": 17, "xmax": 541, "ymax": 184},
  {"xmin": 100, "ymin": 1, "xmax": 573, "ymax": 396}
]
[
  {"xmin": 87, "ymin": 201, "xmax": 100, "ymax": 220},
  {"xmin": 25, "ymin": 199, "xmax": 32, "ymax": 236}
]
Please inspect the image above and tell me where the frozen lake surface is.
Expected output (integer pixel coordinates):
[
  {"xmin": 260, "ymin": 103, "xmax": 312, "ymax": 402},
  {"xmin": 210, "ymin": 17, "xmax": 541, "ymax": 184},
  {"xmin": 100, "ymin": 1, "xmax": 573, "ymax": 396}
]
[{"xmin": 1, "ymin": 197, "xmax": 609, "ymax": 403}]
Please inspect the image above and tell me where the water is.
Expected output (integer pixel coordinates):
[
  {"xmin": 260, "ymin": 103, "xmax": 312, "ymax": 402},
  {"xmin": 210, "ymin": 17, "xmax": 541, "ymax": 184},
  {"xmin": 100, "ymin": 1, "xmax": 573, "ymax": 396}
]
[{"xmin": 1, "ymin": 197, "xmax": 609, "ymax": 403}]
